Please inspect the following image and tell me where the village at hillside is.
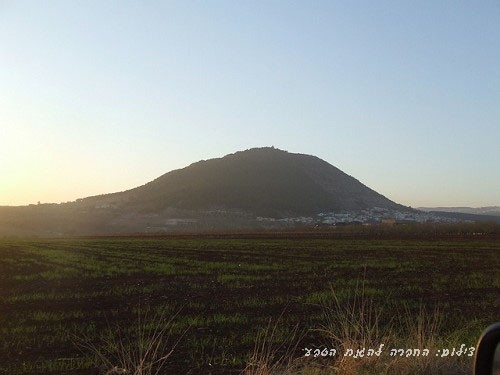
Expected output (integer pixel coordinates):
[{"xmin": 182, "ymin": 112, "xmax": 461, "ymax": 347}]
[{"xmin": 257, "ymin": 207, "xmax": 461, "ymax": 226}]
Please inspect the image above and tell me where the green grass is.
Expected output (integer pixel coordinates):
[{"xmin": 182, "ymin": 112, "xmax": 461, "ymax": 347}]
[{"xmin": 0, "ymin": 235, "xmax": 498, "ymax": 373}]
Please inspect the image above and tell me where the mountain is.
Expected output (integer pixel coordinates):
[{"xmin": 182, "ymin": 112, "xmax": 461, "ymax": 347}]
[
  {"xmin": 0, "ymin": 147, "xmax": 410, "ymax": 235},
  {"xmin": 83, "ymin": 147, "xmax": 407, "ymax": 216}
]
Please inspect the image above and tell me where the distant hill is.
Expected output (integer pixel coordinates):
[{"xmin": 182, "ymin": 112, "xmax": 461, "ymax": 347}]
[
  {"xmin": 418, "ymin": 206, "xmax": 500, "ymax": 217},
  {"xmin": 0, "ymin": 147, "xmax": 412, "ymax": 235},
  {"xmin": 417, "ymin": 206, "xmax": 500, "ymax": 224}
]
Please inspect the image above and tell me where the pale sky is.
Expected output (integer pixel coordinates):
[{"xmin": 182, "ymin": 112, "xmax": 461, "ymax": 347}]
[{"xmin": 1, "ymin": 1, "xmax": 499, "ymax": 207}]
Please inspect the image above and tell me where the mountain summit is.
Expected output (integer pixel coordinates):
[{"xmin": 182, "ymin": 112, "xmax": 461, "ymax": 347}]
[{"xmin": 111, "ymin": 147, "xmax": 405, "ymax": 216}]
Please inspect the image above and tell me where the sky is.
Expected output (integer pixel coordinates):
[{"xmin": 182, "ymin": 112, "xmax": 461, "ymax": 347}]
[{"xmin": 1, "ymin": 1, "xmax": 499, "ymax": 208}]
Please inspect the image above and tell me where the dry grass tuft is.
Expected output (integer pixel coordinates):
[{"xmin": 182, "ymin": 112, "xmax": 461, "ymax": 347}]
[
  {"xmin": 243, "ymin": 309, "xmax": 304, "ymax": 375},
  {"xmin": 314, "ymin": 281, "xmax": 472, "ymax": 374},
  {"xmin": 75, "ymin": 306, "xmax": 185, "ymax": 375},
  {"xmin": 244, "ymin": 279, "xmax": 473, "ymax": 374},
  {"xmin": 316, "ymin": 280, "xmax": 392, "ymax": 374}
]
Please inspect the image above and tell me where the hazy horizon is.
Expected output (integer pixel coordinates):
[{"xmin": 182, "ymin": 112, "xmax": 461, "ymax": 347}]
[{"xmin": 1, "ymin": 2, "xmax": 499, "ymax": 208}]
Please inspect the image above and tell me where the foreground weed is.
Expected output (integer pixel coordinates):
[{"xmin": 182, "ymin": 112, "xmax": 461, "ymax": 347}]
[
  {"xmin": 314, "ymin": 281, "xmax": 472, "ymax": 374},
  {"xmin": 74, "ymin": 306, "xmax": 186, "ymax": 375},
  {"xmin": 386, "ymin": 304, "xmax": 471, "ymax": 375},
  {"xmin": 243, "ymin": 309, "xmax": 304, "ymax": 375},
  {"xmin": 316, "ymin": 280, "xmax": 391, "ymax": 374}
]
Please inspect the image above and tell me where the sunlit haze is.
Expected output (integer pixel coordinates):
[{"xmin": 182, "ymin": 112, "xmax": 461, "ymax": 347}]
[{"xmin": 1, "ymin": 1, "xmax": 499, "ymax": 207}]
